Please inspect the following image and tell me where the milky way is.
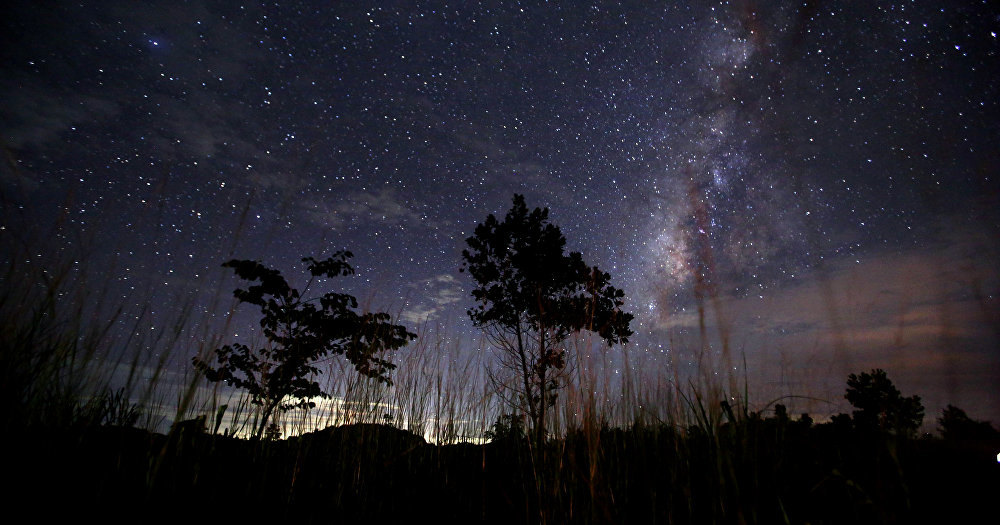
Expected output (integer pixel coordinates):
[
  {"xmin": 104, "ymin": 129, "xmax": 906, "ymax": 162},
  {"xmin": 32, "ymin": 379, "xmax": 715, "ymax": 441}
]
[{"xmin": 2, "ymin": 2, "xmax": 998, "ymax": 422}]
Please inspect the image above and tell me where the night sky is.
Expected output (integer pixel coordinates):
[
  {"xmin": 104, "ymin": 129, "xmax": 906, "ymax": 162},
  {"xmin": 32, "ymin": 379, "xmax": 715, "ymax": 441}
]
[{"xmin": 3, "ymin": 1, "xmax": 998, "ymax": 426}]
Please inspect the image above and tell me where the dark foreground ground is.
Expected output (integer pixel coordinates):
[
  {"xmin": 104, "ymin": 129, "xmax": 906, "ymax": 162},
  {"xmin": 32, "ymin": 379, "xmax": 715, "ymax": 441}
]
[{"xmin": 9, "ymin": 421, "xmax": 999, "ymax": 524}]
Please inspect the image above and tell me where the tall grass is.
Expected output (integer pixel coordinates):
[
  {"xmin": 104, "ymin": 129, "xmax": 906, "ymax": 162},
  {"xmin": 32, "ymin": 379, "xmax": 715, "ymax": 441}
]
[
  {"xmin": 3, "ymin": 211, "xmax": 988, "ymax": 524},
  {"xmin": 0, "ymin": 236, "xmax": 122, "ymax": 432}
]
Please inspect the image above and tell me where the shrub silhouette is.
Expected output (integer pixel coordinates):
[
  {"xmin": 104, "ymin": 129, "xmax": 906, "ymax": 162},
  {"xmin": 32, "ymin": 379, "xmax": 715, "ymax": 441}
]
[{"xmin": 193, "ymin": 253, "xmax": 416, "ymax": 438}]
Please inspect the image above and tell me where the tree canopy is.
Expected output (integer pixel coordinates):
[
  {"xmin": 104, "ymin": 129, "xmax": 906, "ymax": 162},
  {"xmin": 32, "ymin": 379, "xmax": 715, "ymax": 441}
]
[
  {"xmin": 461, "ymin": 194, "xmax": 633, "ymax": 448},
  {"xmin": 193, "ymin": 252, "xmax": 416, "ymax": 438},
  {"xmin": 938, "ymin": 404, "xmax": 999, "ymax": 440},
  {"xmin": 845, "ymin": 368, "xmax": 924, "ymax": 436}
]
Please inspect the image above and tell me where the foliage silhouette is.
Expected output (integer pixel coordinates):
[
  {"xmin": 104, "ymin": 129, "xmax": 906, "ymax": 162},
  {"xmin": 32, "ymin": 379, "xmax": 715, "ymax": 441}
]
[
  {"xmin": 485, "ymin": 412, "xmax": 527, "ymax": 444},
  {"xmin": 845, "ymin": 368, "xmax": 924, "ymax": 436},
  {"xmin": 461, "ymin": 194, "xmax": 633, "ymax": 450},
  {"xmin": 193, "ymin": 252, "xmax": 416, "ymax": 438},
  {"xmin": 938, "ymin": 404, "xmax": 999, "ymax": 440}
]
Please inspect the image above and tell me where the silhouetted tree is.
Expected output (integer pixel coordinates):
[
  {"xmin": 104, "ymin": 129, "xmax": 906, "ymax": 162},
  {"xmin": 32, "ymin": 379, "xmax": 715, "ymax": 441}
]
[
  {"xmin": 829, "ymin": 413, "xmax": 853, "ymax": 430},
  {"xmin": 485, "ymin": 412, "xmax": 527, "ymax": 443},
  {"xmin": 193, "ymin": 253, "xmax": 416, "ymax": 439},
  {"xmin": 845, "ymin": 368, "xmax": 924, "ymax": 436},
  {"xmin": 264, "ymin": 422, "xmax": 282, "ymax": 441},
  {"xmin": 938, "ymin": 404, "xmax": 999, "ymax": 440},
  {"xmin": 461, "ymin": 194, "xmax": 633, "ymax": 450},
  {"xmin": 773, "ymin": 403, "xmax": 789, "ymax": 423}
]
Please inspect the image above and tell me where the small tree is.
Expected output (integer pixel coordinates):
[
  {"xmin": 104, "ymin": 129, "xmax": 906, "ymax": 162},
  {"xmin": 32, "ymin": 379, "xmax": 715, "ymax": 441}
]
[
  {"xmin": 485, "ymin": 412, "xmax": 527, "ymax": 444},
  {"xmin": 193, "ymin": 252, "xmax": 416, "ymax": 439},
  {"xmin": 461, "ymin": 194, "xmax": 633, "ymax": 450},
  {"xmin": 845, "ymin": 368, "xmax": 924, "ymax": 436},
  {"xmin": 264, "ymin": 422, "xmax": 282, "ymax": 441}
]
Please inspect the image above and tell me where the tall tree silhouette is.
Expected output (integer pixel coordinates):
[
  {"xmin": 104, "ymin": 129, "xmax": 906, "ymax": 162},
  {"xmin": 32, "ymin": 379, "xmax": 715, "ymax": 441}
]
[
  {"xmin": 461, "ymin": 194, "xmax": 633, "ymax": 450},
  {"xmin": 193, "ymin": 252, "xmax": 415, "ymax": 438}
]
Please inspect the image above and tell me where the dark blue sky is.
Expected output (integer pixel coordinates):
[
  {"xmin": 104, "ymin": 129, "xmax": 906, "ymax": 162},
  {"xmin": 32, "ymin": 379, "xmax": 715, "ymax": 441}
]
[{"xmin": 2, "ymin": 1, "xmax": 998, "ymax": 425}]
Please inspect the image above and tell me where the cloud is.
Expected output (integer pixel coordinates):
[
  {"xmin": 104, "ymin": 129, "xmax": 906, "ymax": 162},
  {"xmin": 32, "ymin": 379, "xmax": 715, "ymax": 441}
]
[
  {"xmin": 400, "ymin": 273, "xmax": 464, "ymax": 325},
  {"xmin": 0, "ymin": 74, "xmax": 120, "ymax": 150},
  {"xmin": 645, "ymin": 233, "xmax": 999, "ymax": 423},
  {"xmin": 301, "ymin": 187, "xmax": 423, "ymax": 231},
  {"xmin": 400, "ymin": 304, "xmax": 440, "ymax": 325}
]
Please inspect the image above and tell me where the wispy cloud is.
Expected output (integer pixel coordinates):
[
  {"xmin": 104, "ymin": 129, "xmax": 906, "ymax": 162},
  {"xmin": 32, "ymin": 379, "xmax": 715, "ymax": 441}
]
[
  {"xmin": 400, "ymin": 274, "xmax": 464, "ymax": 325},
  {"xmin": 301, "ymin": 187, "xmax": 424, "ymax": 231},
  {"xmin": 0, "ymin": 74, "xmax": 120, "ymax": 150},
  {"xmin": 643, "ymin": 232, "xmax": 999, "ymax": 422}
]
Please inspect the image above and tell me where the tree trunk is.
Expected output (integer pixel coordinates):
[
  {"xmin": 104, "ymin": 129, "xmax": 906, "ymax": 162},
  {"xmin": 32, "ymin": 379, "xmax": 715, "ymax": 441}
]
[
  {"xmin": 515, "ymin": 323, "xmax": 537, "ymax": 439},
  {"xmin": 536, "ymin": 358, "xmax": 546, "ymax": 452}
]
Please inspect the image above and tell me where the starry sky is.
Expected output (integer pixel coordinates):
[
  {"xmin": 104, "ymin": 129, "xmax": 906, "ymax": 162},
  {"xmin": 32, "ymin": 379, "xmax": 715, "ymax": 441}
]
[{"xmin": 2, "ymin": 1, "xmax": 998, "ymax": 426}]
